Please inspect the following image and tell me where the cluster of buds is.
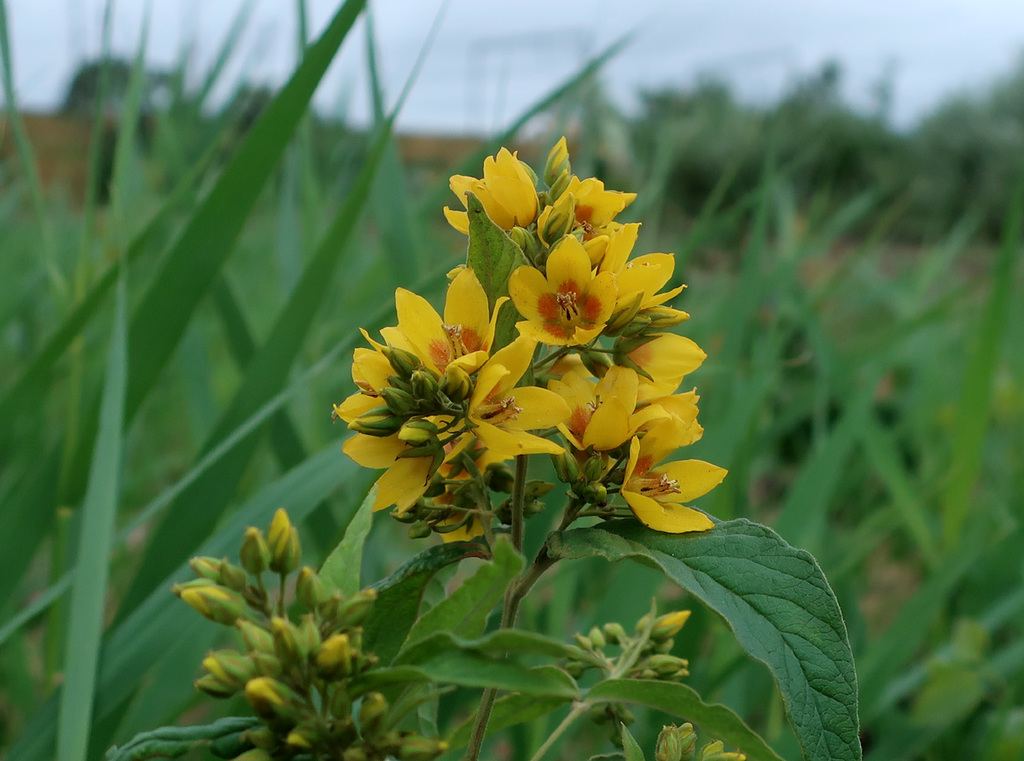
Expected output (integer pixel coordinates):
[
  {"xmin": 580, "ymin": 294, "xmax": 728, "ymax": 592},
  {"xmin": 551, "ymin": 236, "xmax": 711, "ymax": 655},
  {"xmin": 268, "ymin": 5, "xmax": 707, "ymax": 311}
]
[
  {"xmin": 174, "ymin": 509, "xmax": 448, "ymax": 761},
  {"xmin": 656, "ymin": 724, "xmax": 747, "ymax": 761},
  {"xmin": 566, "ymin": 608, "xmax": 693, "ymax": 683},
  {"xmin": 334, "ymin": 136, "xmax": 728, "ymax": 544}
]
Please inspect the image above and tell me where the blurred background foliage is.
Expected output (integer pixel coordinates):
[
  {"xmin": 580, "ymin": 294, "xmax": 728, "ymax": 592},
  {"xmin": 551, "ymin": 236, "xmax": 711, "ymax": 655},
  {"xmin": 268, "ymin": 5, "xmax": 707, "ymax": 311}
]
[{"xmin": 1, "ymin": 2, "xmax": 1023, "ymax": 760}]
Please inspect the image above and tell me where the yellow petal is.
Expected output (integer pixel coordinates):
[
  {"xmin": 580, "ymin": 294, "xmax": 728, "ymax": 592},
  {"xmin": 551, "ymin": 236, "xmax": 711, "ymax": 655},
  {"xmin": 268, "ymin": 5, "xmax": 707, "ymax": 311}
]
[
  {"xmin": 395, "ymin": 288, "xmax": 447, "ymax": 372},
  {"xmin": 596, "ymin": 365, "xmax": 639, "ymax": 412},
  {"xmin": 343, "ymin": 433, "xmax": 404, "ymax": 469},
  {"xmin": 508, "ymin": 265, "xmax": 552, "ymax": 323},
  {"xmin": 657, "ymin": 460, "xmax": 728, "ymax": 502},
  {"xmin": 473, "ymin": 420, "xmax": 564, "ymax": 458},
  {"xmin": 373, "ymin": 457, "xmax": 434, "ymax": 514},
  {"xmin": 443, "ymin": 207, "xmax": 469, "ymax": 234},
  {"xmin": 631, "ymin": 334, "xmax": 707, "ymax": 400},
  {"xmin": 546, "ymin": 236, "xmax": 592, "ymax": 291},
  {"xmin": 599, "ymin": 223, "xmax": 641, "ymax": 274},
  {"xmin": 503, "ymin": 386, "xmax": 571, "ymax": 431},
  {"xmin": 444, "ymin": 268, "xmax": 491, "ymax": 340},
  {"xmin": 483, "ymin": 336, "xmax": 537, "ymax": 394},
  {"xmin": 583, "ymin": 399, "xmax": 632, "ymax": 450},
  {"xmin": 333, "ymin": 393, "xmax": 378, "ymax": 423},
  {"xmin": 623, "ymin": 491, "xmax": 715, "ymax": 534},
  {"xmin": 515, "ymin": 319, "xmax": 575, "ymax": 346}
]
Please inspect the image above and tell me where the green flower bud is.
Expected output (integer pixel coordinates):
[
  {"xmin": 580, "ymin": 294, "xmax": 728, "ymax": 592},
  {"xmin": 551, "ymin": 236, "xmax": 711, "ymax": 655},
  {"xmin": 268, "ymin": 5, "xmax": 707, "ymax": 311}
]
[
  {"xmin": 410, "ymin": 369, "xmax": 439, "ymax": 401},
  {"xmin": 173, "ymin": 581, "xmax": 248, "ymax": 626},
  {"xmin": 349, "ymin": 405, "xmax": 404, "ymax": 437},
  {"xmin": 271, "ymin": 616, "xmax": 306, "ymax": 664},
  {"xmin": 647, "ymin": 305, "xmax": 690, "ymax": 330},
  {"xmin": 588, "ymin": 626, "xmax": 607, "ymax": 650},
  {"xmin": 603, "ymin": 622, "xmax": 628, "ymax": 644},
  {"xmin": 383, "ymin": 346, "xmax": 421, "ymax": 378},
  {"xmin": 194, "ymin": 673, "xmax": 238, "ymax": 698},
  {"xmin": 298, "ymin": 614, "xmax": 321, "ymax": 658},
  {"xmin": 398, "ymin": 418, "xmax": 440, "ymax": 447},
  {"xmin": 243, "ymin": 726, "xmax": 277, "ymax": 750},
  {"xmin": 233, "ymin": 748, "xmax": 274, "ymax": 761},
  {"xmin": 267, "ymin": 509, "xmax": 301, "ymax": 574},
  {"xmin": 508, "ymin": 226, "xmax": 532, "ymax": 251},
  {"xmin": 296, "ymin": 567, "xmax": 326, "ymax": 609},
  {"xmin": 328, "ymin": 687, "xmax": 353, "ymax": 719},
  {"xmin": 603, "ymin": 292, "xmax": 645, "ymax": 337},
  {"xmin": 189, "ymin": 556, "xmax": 223, "ymax": 581},
  {"xmin": 582, "ymin": 455, "xmax": 606, "ymax": 482},
  {"xmin": 441, "ymin": 364, "xmax": 473, "ymax": 403},
  {"xmin": 218, "ymin": 560, "xmax": 248, "ymax": 592},
  {"xmin": 652, "ymin": 610, "xmax": 691, "ymax": 641},
  {"xmin": 484, "ymin": 462, "xmax": 516, "ymax": 493},
  {"xmin": 543, "ymin": 137, "xmax": 571, "ymax": 189},
  {"xmin": 699, "ymin": 740, "xmax": 747, "ymax": 761},
  {"xmin": 656, "ymin": 723, "xmax": 697, "ymax": 761},
  {"xmin": 285, "ymin": 722, "xmax": 320, "ymax": 751},
  {"xmin": 538, "ymin": 192, "xmax": 576, "ymax": 246},
  {"xmin": 339, "ymin": 589, "xmax": 378, "ymax": 627},
  {"xmin": 202, "ymin": 648, "xmax": 256, "ymax": 690},
  {"xmin": 400, "ymin": 735, "xmax": 450, "ymax": 761},
  {"xmin": 574, "ymin": 632, "xmax": 594, "ymax": 651},
  {"xmin": 551, "ymin": 451, "xmax": 581, "ymax": 484},
  {"xmin": 250, "ymin": 650, "xmax": 283, "ymax": 678},
  {"xmin": 380, "ymin": 386, "xmax": 416, "ymax": 416},
  {"xmin": 645, "ymin": 654, "xmax": 689, "ymax": 677},
  {"xmin": 317, "ymin": 632, "xmax": 354, "ymax": 679},
  {"xmin": 581, "ymin": 482, "xmax": 608, "ymax": 505},
  {"xmin": 358, "ymin": 692, "xmax": 389, "ymax": 739},
  {"xmin": 240, "ymin": 528, "xmax": 271, "ymax": 575},
  {"xmin": 408, "ymin": 520, "xmax": 432, "ymax": 539},
  {"xmin": 342, "ymin": 748, "xmax": 369, "ymax": 761},
  {"xmin": 237, "ymin": 619, "xmax": 275, "ymax": 654},
  {"xmin": 244, "ymin": 676, "xmax": 303, "ymax": 723},
  {"xmin": 548, "ymin": 170, "xmax": 572, "ymax": 202},
  {"xmin": 579, "ymin": 348, "xmax": 612, "ymax": 378}
]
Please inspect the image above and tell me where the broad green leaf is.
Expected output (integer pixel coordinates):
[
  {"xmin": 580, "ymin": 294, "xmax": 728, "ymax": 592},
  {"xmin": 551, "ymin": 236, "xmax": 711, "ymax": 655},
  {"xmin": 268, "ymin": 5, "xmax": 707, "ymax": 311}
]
[
  {"xmin": 320, "ymin": 487, "xmax": 376, "ymax": 597},
  {"xmin": 588, "ymin": 680, "xmax": 786, "ymax": 761},
  {"xmin": 56, "ymin": 271, "xmax": 127, "ymax": 761},
  {"xmin": 363, "ymin": 542, "xmax": 489, "ymax": 665},
  {"xmin": 355, "ymin": 652, "xmax": 577, "ymax": 699},
  {"xmin": 465, "ymin": 192, "xmax": 527, "ymax": 311},
  {"xmin": 397, "ymin": 629, "xmax": 583, "ymax": 668},
  {"xmin": 620, "ymin": 723, "xmax": 647, "ymax": 761},
  {"xmin": 403, "ymin": 537, "xmax": 522, "ymax": 647},
  {"xmin": 548, "ymin": 519, "xmax": 860, "ymax": 761},
  {"xmin": 446, "ymin": 668, "xmax": 573, "ymax": 749}
]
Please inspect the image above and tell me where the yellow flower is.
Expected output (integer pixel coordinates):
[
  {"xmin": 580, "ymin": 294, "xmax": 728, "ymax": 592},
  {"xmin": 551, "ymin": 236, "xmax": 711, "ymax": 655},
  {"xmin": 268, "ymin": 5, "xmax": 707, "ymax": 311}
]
[
  {"xmin": 343, "ymin": 431, "xmax": 447, "ymax": 515},
  {"xmin": 565, "ymin": 176, "xmax": 636, "ymax": 238},
  {"xmin": 549, "ymin": 367, "xmax": 665, "ymax": 452},
  {"xmin": 395, "ymin": 268, "xmax": 505, "ymax": 375},
  {"xmin": 508, "ymin": 235, "xmax": 617, "ymax": 346},
  {"xmin": 621, "ymin": 419, "xmax": 727, "ymax": 533},
  {"xmin": 621, "ymin": 333, "xmax": 707, "ymax": 402},
  {"xmin": 468, "ymin": 337, "xmax": 570, "ymax": 458},
  {"xmin": 444, "ymin": 148, "xmax": 538, "ymax": 233},
  {"xmin": 643, "ymin": 390, "xmax": 704, "ymax": 445}
]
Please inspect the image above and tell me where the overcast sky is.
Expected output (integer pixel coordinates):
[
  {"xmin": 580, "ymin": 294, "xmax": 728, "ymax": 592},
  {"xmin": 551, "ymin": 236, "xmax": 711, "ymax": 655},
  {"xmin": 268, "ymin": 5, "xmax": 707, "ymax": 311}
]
[{"xmin": 4, "ymin": 0, "xmax": 1024, "ymax": 133}]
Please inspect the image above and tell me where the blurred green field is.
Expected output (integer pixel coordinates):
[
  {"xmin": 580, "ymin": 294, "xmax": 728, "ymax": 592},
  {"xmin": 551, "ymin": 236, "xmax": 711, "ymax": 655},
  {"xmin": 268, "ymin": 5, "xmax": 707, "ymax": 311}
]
[{"xmin": 2, "ymin": 2, "xmax": 1023, "ymax": 760}]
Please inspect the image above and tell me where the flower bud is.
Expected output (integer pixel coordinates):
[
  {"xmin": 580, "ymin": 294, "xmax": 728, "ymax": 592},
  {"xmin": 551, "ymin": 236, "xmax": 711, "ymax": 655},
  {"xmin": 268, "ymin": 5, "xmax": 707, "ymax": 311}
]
[
  {"xmin": 194, "ymin": 674, "xmax": 238, "ymax": 698},
  {"xmin": 582, "ymin": 455, "xmax": 606, "ymax": 482},
  {"xmin": 342, "ymin": 748, "xmax": 369, "ymax": 761},
  {"xmin": 580, "ymin": 482, "xmax": 608, "ymax": 505},
  {"xmin": 244, "ymin": 726, "xmax": 277, "ymax": 750},
  {"xmin": 349, "ymin": 406, "xmax": 403, "ymax": 437},
  {"xmin": 544, "ymin": 138, "xmax": 570, "ymax": 185},
  {"xmin": 398, "ymin": 419, "xmax": 440, "ymax": 447},
  {"xmin": 580, "ymin": 348, "xmax": 612, "ymax": 378},
  {"xmin": 538, "ymin": 192, "xmax": 576, "ymax": 246},
  {"xmin": 240, "ymin": 528, "xmax": 271, "ymax": 575},
  {"xmin": 328, "ymin": 687, "xmax": 353, "ymax": 719},
  {"xmin": 410, "ymin": 369, "xmax": 439, "ymax": 401},
  {"xmin": 645, "ymin": 654, "xmax": 689, "ymax": 677},
  {"xmin": 218, "ymin": 560, "xmax": 248, "ymax": 592},
  {"xmin": 380, "ymin": 386, "xmax": 416, "ymax": 416},
  {"xmin": 237, "ymin": 619, "xmax": 275, "ymax": 654},
  {"xmin": 400, "ymin": 735, "xmax": 450, "ymax": 761},
  {"xmin": 656, "ymin": 723, "xmax": 697, "ymax": 761},
  {"xmin": 441, "ymin": 364, "xmax": 473, "ymax": 403},
  {"xmin": 603, "ymin": 292, "xmax": 645, "ymax": 337},
  {"xmin": 298, "ymin": 614, "xmax": 321, "ymax": 658},
  {"xmin": 652, "ymin": 610, "xmax": 691, "ymax": 641},
  {"xmin": 285, "ymin": 722, "xmax": 320, "ymax": 751},
  {"xmin": 484, "ymin": 462, "xmax": 515, "ymax": 493},
  {"xmin": 250, "ymin": 650, "xmax": 283, "ymax": 678},
  {"xmin": 603, "ymin": 622, "xmax": 628, "ymax": 644},
  {"xmin": 317, "ymin": 632, "xmax": 354, "ymax": 678},
  {"xmin": 698, "ymin": 739, "xmax": 746, "ymax": 761},
  {"xmin": 267, "ymin": 509, "xmax": 301, "ymax": 574},
  {"xmin": 233, "ymin": 749, "xmax": 274, "ymax": 761},
  {"xmin": 588, "ymin": 626, "xmax": 606, "ymax": 650},
  {"xmin": 358, "ymin": 692, "xmax": 389, "ymax": 739},
  {"xmin": 244, "ymin": 676, "xmax": 303, "ymax": 723},
  {"xmin": 339, "ymin": 589, "xmax": 378, "ymax": 627},
  {"xmin": 508, "ymin": 226, "xmax": 532, "ymax": 251},
  {"xmin": 647, "ymin": 305, "xmax": 690, "ymax": 329},
  {"xmin": 189, "ymin": 556, "xmax": 223, "ymax": 581},
  {"xmin": 551, "ymin": 452, "xmax": 581, "ymax": 484},
  {"xmin": 202, "ymin": 648, "xmax": 257, "ymax": 690},
  {"xmin": 383, "ymin": 346, "xmax": 421, "ymax": 378},
  {"xmin": 574, "ymin": 632, "xmax": 594, "ymax": 651},
  {"xmin": 408, "ymin": 520, "xmax": 432, "ymax": 540},
  {"xmin": 173, "ymin": 581, "xmax": 248, "ymax": 625},
  {"xmin": 271, "ymin": 616, "xmax": 306, "ymax": 664},
  {"xmin": 296, "ymin": 567, "xmax": 326, "ymax": 609},
  {"xmin": 548, "ymin": 170, "xmax": 572, "ymax": 203},
  {"xmin": 524, "ymin": 480, "xmax": 555, "ymax": 499}
]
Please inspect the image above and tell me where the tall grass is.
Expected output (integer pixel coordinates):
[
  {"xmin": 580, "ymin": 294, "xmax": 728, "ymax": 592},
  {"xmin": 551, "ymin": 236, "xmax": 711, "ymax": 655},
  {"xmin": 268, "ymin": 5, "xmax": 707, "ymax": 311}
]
[{"xmin": 2, "ymin": 3, "xmax": 1023, "ymax": 761}]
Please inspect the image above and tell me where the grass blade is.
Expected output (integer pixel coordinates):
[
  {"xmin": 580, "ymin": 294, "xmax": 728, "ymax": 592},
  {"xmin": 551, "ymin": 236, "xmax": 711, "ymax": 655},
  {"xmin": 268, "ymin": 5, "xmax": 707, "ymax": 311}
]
[{"xmin": 55, "ymin": 268, "xmax": 127, "ymax": 761}]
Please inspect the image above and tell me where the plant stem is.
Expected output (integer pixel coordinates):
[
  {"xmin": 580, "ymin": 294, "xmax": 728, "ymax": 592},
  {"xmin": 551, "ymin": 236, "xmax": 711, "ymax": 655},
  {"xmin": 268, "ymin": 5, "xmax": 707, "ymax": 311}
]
[
  {"xmin": 528, "ymin": 701, "xmax": 591, "ymax": 761},
  {"xmin": 464, "ymin": 457, "xmax": 554, "ymax": 761}
]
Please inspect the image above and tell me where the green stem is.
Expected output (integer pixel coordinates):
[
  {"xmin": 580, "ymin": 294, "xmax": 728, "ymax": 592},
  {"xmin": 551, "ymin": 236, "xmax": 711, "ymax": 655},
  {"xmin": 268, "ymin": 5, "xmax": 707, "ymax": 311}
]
[
  {"xmin": 528, "ymin": 700, "xmax": 591, "ymax": 761},
  {"xmin": 509, "ymin": 455, "xmax": 528, "ymax": 553}
]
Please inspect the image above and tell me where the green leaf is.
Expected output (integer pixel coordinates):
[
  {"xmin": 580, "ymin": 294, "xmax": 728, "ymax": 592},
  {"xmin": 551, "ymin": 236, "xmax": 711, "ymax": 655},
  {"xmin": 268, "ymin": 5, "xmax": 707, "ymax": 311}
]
[
  {"xmin": 320, "ymin": 487, "xmax": 376, "ymax": 597},
  {"xmin": 548, "ymin": 519, "xmax": 860, "ymax": 761},
  {"xmin": 620, "ymin": 723, "xmax": 647, "ymax": 761},
  {"xmin": 56, "ymin": 271, "xmax": 127, "ymax": 761},
  {"xmin": 363, "ymin": 542, "xmax": 489, "ymax": 665},
  {"xmin": 356, "ymin": 652, "xmax": 577, "ymax": 699},
  {"xmin": 588, "ymin": 681, "xmax": 786, "ymax": 761},
  {"xmin": 446, "ymin": 669, "xmax": 573, "ymax": 749},
  {"xmin": 403, "ymin": 537, "xmax": 522, "ymax": 647},
  {"xmin": 104, "ymin": 717, "xmax": 259, "ymax": 761},
  {"xmin": 397, "ymin": 629, "xmax": 583, "ymax": 667},
  {"xmin": 465, "ymin": 193, "xmax": 526, "ymax": 311}
]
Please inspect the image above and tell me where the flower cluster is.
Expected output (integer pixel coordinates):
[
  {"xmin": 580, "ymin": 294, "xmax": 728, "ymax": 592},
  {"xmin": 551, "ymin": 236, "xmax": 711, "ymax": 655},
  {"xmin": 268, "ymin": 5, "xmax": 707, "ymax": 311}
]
[
  {"xmin": 334, "ymin": 138, "xmax": 726, "ymax": 541},
  {"xmin": 174, "ymin": 510, "xmax": 448, "ymax": 761}
]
